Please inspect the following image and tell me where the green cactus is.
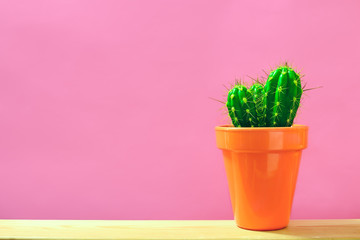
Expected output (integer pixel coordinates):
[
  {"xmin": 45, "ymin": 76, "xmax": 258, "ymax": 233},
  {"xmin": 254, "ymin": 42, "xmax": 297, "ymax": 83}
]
[
  {"xmin": 264, "ymin": 64, "xmax": 302, "ymax": 127},
  {"xmin": 226, "ymin": 64, "xmax": 302, "ymax": 127},
  {"xmin": 249, "ymin": 83, "xmax": 266, "ymax": 127},
  {"xmin": 226, "ymin": 84, "xmax": 257, "ymax": 127}
]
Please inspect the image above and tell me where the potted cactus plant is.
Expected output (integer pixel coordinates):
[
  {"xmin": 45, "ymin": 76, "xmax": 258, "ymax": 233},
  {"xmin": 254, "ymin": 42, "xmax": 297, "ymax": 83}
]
[{"xmin": 215, "ymin": 63, "xmax": 308, "ymax": 231}]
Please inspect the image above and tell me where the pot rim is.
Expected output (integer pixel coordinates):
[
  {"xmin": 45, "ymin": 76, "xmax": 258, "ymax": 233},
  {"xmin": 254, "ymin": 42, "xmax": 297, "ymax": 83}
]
[
  {"xmin": 215, "ymin": 124, "xmax": 308, "ymax": 151},
  {"xmin": 215, "ymin": 124, "xmax": 308, "ymax": 132}
]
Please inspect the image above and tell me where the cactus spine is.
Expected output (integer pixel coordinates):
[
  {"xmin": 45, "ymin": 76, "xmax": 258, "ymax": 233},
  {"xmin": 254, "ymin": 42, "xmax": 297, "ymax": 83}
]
[{"xmin": 226, "ymin": 64, "xmax": 302, "ymax": 127}]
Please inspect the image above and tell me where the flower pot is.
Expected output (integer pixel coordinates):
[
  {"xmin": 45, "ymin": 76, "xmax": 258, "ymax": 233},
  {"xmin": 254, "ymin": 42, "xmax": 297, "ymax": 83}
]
[{"xmin": 215, "ymin": 124, "xmax": 308, "ymax": 231}]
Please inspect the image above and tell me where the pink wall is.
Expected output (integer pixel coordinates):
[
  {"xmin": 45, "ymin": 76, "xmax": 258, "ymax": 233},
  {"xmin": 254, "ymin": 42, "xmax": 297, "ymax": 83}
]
[{"xmin": 0, "ymin": 0, "xmax": 359, "ymax": 220}]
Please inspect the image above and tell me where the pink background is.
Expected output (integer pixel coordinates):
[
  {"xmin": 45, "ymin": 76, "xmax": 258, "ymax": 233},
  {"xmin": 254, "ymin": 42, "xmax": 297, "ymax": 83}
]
[{"xmin": 0, "ymin": 0, "xmax": 359, "ymax": 220}]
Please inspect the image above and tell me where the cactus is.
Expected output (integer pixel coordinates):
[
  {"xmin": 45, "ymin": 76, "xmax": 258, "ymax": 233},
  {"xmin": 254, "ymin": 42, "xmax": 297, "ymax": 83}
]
[
  {"xmin": 264, "ymin": 64, "xmax": 302, "ymax": 127},
  {"xmin": 226, "ymin": 64, "xmax": 302, "ymax": 127},
  {"xmin": 249, "ymin": 83, "xmax": 266, "ymax": 127},
  {"xmin": 226, "ymin": 84, "xmax": 257, "ymax": 127}
]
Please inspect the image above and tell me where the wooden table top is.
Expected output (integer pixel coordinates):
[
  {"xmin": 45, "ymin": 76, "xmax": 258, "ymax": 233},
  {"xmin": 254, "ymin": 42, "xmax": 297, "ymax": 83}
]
[{"xmin": 0, "ymin": 219, "xmax": 359, "ymax": 240}]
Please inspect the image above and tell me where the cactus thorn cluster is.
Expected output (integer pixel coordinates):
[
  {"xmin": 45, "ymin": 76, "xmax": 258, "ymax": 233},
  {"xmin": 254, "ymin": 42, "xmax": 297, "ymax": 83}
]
[{"xmin": 226, "ymin": 64, "xmax": 303, "ymax": 127}]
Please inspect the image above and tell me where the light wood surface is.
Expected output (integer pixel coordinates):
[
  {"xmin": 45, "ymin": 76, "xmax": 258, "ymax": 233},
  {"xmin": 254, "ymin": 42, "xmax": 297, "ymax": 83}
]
[{"xmin": 0, "ymin": 219, "xmax": 359, "ymax": 240}]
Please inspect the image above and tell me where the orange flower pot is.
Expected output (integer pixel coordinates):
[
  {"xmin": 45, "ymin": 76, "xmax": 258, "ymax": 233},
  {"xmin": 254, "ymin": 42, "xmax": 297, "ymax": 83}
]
[{"xmin": 215, "ymin": 124, "xmax": 308, "ymax": 231}]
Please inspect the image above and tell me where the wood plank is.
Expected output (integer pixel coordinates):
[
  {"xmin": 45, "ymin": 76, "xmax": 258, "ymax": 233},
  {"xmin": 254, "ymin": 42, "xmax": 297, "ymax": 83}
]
[{"xmin": 0, "ymin": 219, "xmax": 359, "ymax": 240}]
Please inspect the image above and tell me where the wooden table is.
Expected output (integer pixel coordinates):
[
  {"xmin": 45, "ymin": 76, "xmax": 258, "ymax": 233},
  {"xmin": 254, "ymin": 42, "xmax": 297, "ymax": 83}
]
[{"xmin": 0, "ymin": 219, "xmax": 359, "ymax": 239}]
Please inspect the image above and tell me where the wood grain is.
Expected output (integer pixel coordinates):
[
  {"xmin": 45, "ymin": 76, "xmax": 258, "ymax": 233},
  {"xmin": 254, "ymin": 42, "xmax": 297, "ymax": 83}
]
[{"xmin": 0, "ymin": 219, "xmax": 359, "ymax": 240}]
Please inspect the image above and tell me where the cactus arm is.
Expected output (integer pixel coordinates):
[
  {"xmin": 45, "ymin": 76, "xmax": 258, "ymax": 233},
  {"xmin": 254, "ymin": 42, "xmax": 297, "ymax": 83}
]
[
  {"xmin": 287, "ymin": 69, "xmax": 303, "ymax": 126},
  {"xmin": 233, "ymin": 86, "xmax": 249, "ymax": 127},
  {"xmin": 264, "ymin": 68, "xmax": 282, "ymax": 126},
  {"xmin": 243, "ymin": 87, "xmax": 258, "ymax": 127},
  {"xmin": 226, "ymin": 101, "xmax": 239, "ymax": 127},
  {"xmin": 250, "ymin": 83, "xmax": 265, "ymax": 127},
  {"xmin": 237, "ymin": 86, "xmax": 252, "ymax": 127},
  {"xmin": 226, "ymin": 85, "xmax": 258, "ymax": 128},
  {"xmin": 273, "ymin": 68, "xmax": 291, "ymax": 127},
  {"xmin": 226, "ymin": 88, "xmax": 241, "ymax": 127}
]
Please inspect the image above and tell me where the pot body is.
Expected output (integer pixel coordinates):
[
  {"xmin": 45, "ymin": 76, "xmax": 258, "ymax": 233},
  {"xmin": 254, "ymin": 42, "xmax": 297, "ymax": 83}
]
[{"xmin": 215, "ymin": 125, "xmax": 308, "ymax": 230}]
